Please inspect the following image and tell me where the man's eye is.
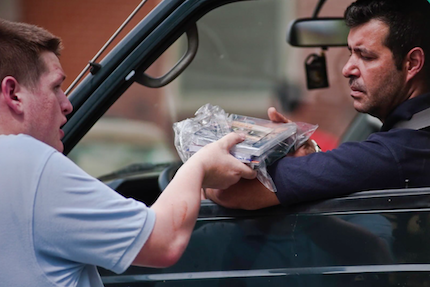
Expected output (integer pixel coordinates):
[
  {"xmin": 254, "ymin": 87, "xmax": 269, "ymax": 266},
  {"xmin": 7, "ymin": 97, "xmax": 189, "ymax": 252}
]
[{"xmin": 360, "ymin": 54, "xmax": 373, "ymax": 61}]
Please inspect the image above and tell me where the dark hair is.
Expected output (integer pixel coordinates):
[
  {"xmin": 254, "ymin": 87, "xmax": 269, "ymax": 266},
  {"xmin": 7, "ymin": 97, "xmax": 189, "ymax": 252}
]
[
  {"xmin": 344, "ymin": 0, "xmax": 430, "ymax": 75},
  {"xmin": 0, "ymin": 19, "xmax": 62, "ymax": 88}
]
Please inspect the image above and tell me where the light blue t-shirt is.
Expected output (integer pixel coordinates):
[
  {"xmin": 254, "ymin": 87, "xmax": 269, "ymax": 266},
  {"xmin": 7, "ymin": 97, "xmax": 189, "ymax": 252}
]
[{"xmin": 0, "ymin": 134, "xmax": 156, "ymax": 286}]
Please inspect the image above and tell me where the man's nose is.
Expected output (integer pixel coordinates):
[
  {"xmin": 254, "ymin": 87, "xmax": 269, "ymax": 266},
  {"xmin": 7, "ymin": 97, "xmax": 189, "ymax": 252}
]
[
  {"xmin": 342, "ymin": 58, "xmax": 359, "ymax": 78},
  {"xmin": 61, "ymin": 91, "xmax": 73, "ymax": 115}
]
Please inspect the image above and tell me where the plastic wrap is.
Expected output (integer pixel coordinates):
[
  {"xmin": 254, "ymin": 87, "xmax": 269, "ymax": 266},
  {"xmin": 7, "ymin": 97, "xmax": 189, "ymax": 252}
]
[{"xmin": 173, "ymin": 104, "xmax": 317, "ymax": 192}]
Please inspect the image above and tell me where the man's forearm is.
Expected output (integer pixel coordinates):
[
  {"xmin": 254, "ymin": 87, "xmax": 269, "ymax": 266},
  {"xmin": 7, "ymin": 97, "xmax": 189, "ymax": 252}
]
[
  {"xmin": 134, "ymin": 161, "xmax": 204, "ymax": 267},
  {"xmin": 205, "ymin": 178, "xmax": 280, "ymax": 210}
]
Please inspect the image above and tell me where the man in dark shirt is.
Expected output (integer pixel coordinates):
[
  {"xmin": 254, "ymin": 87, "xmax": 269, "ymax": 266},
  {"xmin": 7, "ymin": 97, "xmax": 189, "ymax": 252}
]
[{"xmin": 204, "ymin": 0, "xmax": 430, "ymax": 209}]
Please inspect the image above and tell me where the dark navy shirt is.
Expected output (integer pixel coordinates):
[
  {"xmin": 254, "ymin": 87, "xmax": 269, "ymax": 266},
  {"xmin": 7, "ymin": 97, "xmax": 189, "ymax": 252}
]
[{"xmin": 268, "ymin": 93, "xmax": 430, "ymax": 206}]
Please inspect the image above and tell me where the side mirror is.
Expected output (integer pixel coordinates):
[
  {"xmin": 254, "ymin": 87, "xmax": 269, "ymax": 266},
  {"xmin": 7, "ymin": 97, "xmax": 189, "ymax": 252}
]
[{"xmin": 287, "ymin": 17, "xmax": 349, "ymax": 47}]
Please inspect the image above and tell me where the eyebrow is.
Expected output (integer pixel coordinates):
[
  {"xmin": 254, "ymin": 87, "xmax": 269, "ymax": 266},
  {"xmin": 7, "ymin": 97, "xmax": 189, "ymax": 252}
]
[
  {"xmin": 349, "ymin": 46, "xmax": 376, "ymax": 54},
  {"xmin": 348, "ymin": 46, "xmax": 378, "ymax": 56},
  {"xmin": 49, "ymin": 74, "xmax": 66, "ymax": 89}
]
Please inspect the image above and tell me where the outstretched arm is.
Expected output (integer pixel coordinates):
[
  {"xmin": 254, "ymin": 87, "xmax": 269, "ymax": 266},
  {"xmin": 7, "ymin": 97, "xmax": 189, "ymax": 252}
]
[
  {"xmin": 132, "ymin": 133, "xmax": 256, "ymax": 268},
  {"xmin": 203, "ymin": 107, "xmax": 319, "ymax": 210}
]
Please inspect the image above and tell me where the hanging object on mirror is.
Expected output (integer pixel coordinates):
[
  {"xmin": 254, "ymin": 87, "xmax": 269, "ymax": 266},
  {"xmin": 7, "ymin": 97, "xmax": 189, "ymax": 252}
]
[{"xmin": 305, "ymin": 52, "xmax": 329, "ymax": 89}]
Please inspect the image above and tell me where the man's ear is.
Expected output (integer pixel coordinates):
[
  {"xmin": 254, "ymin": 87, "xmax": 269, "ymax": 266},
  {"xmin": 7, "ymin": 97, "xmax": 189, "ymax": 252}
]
[
  {"xmin": 405, "ymin": 47, "xmax": 425, "ymax": 82},
  {"xmin": 1, "ymin": 76, "xmax": 24, "ymax": 115}
]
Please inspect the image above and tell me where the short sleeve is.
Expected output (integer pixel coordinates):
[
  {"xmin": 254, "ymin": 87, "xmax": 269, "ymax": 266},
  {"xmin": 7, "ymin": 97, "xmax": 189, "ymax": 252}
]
[{"xmin": 33, "ymin": 152, "xmax": 155, "ymax": 275}]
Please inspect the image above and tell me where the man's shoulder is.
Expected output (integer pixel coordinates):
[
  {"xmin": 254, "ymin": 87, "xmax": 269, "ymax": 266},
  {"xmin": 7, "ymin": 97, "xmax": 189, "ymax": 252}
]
[
  {"xmin": 0, "ymin": 134, "xmax": 55, "ymax": 149},
  {"xmin": 0, "ymin": 134, "xmax": 57, "ymax": 162}
]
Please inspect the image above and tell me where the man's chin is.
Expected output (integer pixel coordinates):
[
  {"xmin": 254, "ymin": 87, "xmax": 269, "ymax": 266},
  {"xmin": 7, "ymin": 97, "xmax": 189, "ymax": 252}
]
[
  {"xmin": 353, "ymin": 104, "xmax": 381, "ymax": 119},
  {"xmin": 353, "ymin": 102, "xmax": 367, "ymax": 114}
]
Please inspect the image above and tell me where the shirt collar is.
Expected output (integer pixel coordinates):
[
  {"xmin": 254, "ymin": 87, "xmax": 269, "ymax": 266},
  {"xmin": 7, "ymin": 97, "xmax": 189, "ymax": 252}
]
[{"xmin": 381, "ymin": 92, "xmax": 430, "ymax": 131}]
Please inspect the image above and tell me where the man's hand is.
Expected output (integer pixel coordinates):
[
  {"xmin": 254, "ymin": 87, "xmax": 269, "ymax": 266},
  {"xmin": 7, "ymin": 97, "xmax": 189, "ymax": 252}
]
[
  {"xmin": 191, "ymin": 132, "xmax": 257, "ymax": 190},
  {"xmin": 268, "ymin": 107, "xmax": 318, "ymax": 157},
  {"xmin": 200, "ymin": 127, "xmax": 280, "ymax": 210}
]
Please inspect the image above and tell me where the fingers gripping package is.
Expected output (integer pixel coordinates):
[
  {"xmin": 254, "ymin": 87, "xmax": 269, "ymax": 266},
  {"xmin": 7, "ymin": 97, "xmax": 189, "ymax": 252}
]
[{"xmin": 173, "ymin": 104, "xmax": 318, "ymax": 192}]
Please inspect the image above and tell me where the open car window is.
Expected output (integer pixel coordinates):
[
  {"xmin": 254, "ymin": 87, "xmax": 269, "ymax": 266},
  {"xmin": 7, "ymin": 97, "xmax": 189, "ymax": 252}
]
[{"xmin": 68, "ymin": 0, "xmax": 356, "ymax": 178}]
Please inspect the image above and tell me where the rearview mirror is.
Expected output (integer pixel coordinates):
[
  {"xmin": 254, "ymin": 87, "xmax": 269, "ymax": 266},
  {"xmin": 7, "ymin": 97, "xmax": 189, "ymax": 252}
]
[{"xmin": 287, "ymin": 18, "xmax": 349, "ymax": 47}]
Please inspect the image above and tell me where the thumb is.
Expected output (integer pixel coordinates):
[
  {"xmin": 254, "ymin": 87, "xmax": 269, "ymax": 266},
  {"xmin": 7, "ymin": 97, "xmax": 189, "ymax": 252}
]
[
  {"xmin": 268, "ymin": 107, "xmax": 290, "ymax": 123},
  {"xmin": 218, "ymin": 132, "xmax": 246, "ymax": 150},
  {"xmin": 241, "ymin": 166, "xmax": 258, "ymax": 179}
]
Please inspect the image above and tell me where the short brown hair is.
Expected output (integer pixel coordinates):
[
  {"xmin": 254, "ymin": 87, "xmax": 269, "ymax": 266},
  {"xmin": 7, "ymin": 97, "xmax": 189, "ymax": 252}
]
[{"xmin": 0, "ymin": 18, "xmax": 62, "ymax": 88}]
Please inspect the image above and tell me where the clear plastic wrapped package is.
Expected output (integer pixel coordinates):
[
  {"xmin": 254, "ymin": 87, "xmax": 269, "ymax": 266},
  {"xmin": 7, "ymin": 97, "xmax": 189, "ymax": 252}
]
[{"xmin": 173, "ymin": 104, "xmax": 318, "ymax": 192}]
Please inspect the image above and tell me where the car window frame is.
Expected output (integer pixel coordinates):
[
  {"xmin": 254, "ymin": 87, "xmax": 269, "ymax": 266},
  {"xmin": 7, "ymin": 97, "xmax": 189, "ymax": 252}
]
[{"xmin": 62, "ymin": 0, "xmax": 250, "ymax": 155}]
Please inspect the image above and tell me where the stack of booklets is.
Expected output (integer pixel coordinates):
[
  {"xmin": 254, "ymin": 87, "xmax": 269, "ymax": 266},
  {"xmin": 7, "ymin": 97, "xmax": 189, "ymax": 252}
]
[{"xmin": 178, "ymin": 112, "xmax": 297, "ymax": 169}]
